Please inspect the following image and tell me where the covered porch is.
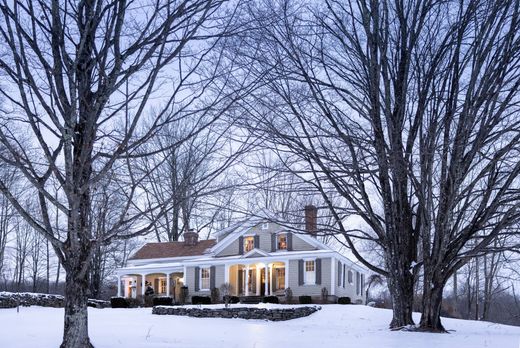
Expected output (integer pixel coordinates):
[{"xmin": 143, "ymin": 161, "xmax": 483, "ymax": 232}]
[
  {"xmin": 116, "ymin": 266, "xmax": 185, "ymax": 302},
  {"xmin": 226, "ymin": 261, "xmax": 288, "ymax": 297}
]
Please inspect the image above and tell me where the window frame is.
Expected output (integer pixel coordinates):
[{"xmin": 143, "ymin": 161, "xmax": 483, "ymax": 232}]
[
  {"xmin": 200, "ymin": 267, "xmax": 211, "ymax": 291},
  {"xmin": 159, "ymin": 277, "xmax": 167, "ymax": 294},
  {"xmin": 304, "ymin": 259, "xmax": 316, "ymax": 285},
  {"xmin": 277, "ymin": 233, "xmax": 287, "ymax": 250},
  {"xmin": 243, "ymin": 236, "xmax": 255, "ymax": 253},
  {"xmin": 261, "ymin": 222, "xmax": 269, "ymax": 230}
]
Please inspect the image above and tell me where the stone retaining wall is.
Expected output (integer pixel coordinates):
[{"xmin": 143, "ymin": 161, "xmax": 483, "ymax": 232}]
[
  {"xmin": 152, "ymin": 305, "xmax": 321, "ymax": 321},
  {"xmin": 0, "ymin": 292, "xmax": 110, "ymax": 309}
]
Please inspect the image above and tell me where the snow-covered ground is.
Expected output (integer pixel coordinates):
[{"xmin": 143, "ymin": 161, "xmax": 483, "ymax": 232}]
[{"xmin": 0, "ymin": 304, "xmax": 518, "ymax": 348}]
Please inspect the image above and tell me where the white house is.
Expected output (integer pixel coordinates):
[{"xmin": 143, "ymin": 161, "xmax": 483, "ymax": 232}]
[{"xmin": 115, "ymin": 206, "xmax": 367, "ymax": 303}]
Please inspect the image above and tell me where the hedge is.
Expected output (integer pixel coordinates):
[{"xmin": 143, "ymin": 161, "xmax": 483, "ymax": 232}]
[
  {"xmin": 223, "ymin": 295, "xmax": 240, "ymax": 304},
  {"xmin": 191, "ymin": 296, "xmax": 212, "ymax": 305},
  {"xmin": 338, "ymin": 297, "xmax": 351, "ymax": 305},
  {"xmin": 111, "ymin": 297, "xmax": 129, "ymax": 308},
  {"xmin": 263, "ymin": 296, "xmax": 279, "ymax": 304},
  {"xmin": 299, "ymin": 295, "xmax": 312, "ymax": 304},
  {"xmin": 153, "ymin": 297, "xmax": 173, "ymax": 306}
]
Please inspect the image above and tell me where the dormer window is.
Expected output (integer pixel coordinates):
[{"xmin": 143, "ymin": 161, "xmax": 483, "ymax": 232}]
[
  {"xmin": 277, "ymin": 234, "xmax": 287, "ymax": 250},
  {"xmin": 244, "ymin": 236, "xmax": 255, "ymax": 252},
  {"xmin": 261, "ymin": 222, "xmax": 269, "ymax": 230}
]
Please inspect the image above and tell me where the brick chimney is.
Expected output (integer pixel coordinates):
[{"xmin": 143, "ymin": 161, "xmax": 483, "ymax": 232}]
[
  {"xmin": 183, "ymin": 228, "xmax": 199, "ymax": 246},
  {"xmin": 304, "ymin": 205, "xmax": 317, "ymax": 236}
]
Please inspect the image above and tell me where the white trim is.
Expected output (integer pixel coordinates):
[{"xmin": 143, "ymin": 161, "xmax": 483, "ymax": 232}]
[
  {"xmin": 330, "ymin": 258, "xmax": 336, "ymax": 296},
  {"xmin": 199, "ymin": 266, "xmax": 211, "ymax": 291},
  {"xmin": 243, "ymin": 248, "xmax": 270, "ymax": 258}
]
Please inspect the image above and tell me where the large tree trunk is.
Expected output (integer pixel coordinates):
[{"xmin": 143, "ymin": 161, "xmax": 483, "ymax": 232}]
[
  {"xmin": 419, "ymin": 282, "xmax": 446, "ymax": 332},
  {"xmin": 61, "ymin": 268, "xmax": 92, "ymax": 348},
  {"xmin": 387, "ymin": 267, "xmax": 415, "ymax": 328}
]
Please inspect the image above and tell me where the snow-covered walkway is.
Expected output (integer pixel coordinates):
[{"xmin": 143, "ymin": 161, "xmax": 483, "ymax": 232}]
[{"xmin": 0, "ymin": 304, "xmax": 518, "ymax": 347}]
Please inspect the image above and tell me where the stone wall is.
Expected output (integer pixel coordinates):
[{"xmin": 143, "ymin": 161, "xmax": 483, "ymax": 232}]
[
  {"xmin": 152, "ymin": 305, "xmax": 321, "ymax": 321},
  {"xmin": 0, "ymin": 292, "xmax": 110, "ymax": 309}
]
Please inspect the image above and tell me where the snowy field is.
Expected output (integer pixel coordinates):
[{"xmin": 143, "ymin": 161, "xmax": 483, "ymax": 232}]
[{"xmin": 0, "ymin": 304, "xmax": 519, "ymax": 348}]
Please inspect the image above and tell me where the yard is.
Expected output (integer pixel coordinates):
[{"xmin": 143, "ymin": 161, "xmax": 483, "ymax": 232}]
[{"xmin": 0, "ymin": 304, "xmax": 518, "ymax": 348}]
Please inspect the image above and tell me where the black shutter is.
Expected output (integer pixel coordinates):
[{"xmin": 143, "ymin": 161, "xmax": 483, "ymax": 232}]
[
  {"xmin": 337, "ymin": 261, "xmax": 341, "ymax": 285},
  {"xmin": 271, "ymin": 267, "xmax": 276, "ymax": 290},
  {"xmin": 254, "ymin": 235, "xmax": 260, "ymax": 249},
  {"xmin": 154, "ymin": 278, "xmax": 159, "ymax": 293},
  {"xmin": 298, "ymin": 259, "xmax": 304, "ymax": 286},
  {"xmin": 287, "ymin": 232, "xmax": 293, "ymax": 251},
  {"xmin": 343, "ymin": 265, "xmax": 346, "ymax": 287},
  {"xmin": 271, "ymin": 233, "xmax": 276, "ymax": 252},
  {"xmin": 210, "ymin": 266, "xmax": 216, "ymax": 289},
  {"xmin": 194, "ymin": 267, "xmax": 200, "ymax": 291},
  {"xmin": 315, "ymin": 259, "xmax": 321, "ymax": 285},
  {"xmin": 238, "ymin": 236, "xmax": 244, "ymax": 255}
]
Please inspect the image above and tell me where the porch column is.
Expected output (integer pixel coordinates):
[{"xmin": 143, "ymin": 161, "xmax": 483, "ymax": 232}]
[
  {"xmin": 330, "ymin": 258, "xmax": 336, "ymax": 296},
  {"xmin": 141, "ymin": 274, "xmax": 146, "ymax": 296},
  {"xmin": 285, "ymin": 261, "xmax": 289, "ymax": 291},
  {"xmin": 166, "ymin": 274, "xmax": 171, "ymax": 297},
  {"xmin": 117, "ymin": 275, "xmax": 121, "ymax": 297},
  {"xmin": 264, "ymin": 264, "xmax": 269, "ymax": 296},
  {"xmin": 269, "ymin": 265, "xmax": 273, "ymax": 295},
  {"xmin": 224, "ymin": 264, "xmax": 229, "ymax": 284},
  {"xmin": 245, "ymin": 265, "xmax": 250, "ymax": 296},
  {"xmin": 256, "ymin": 266, "xmax": 260, "ymax": 296}
]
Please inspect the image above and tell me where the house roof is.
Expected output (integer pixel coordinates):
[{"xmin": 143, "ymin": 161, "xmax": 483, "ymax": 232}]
[{"xmin": 129, "ymin": 239, "xmax": 217, "ymax": 260}]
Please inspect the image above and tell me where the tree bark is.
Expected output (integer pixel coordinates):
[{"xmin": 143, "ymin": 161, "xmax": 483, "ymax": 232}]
[
  {"xmin": 387, "ymin": 267, "xmax": 415, "ymax": 328},
  {"xmin": 419, "ymin": 283, "xmax": 446, "ymax": 332},
  {"xmin": 61, "ymin": 268, "xmax": 92, "ymax": 348}
]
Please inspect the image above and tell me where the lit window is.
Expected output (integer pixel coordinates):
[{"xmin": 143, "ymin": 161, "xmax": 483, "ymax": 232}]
[
  {"xmin": 159, "ymin": 278, "xmax": 167, "ymax": 294},
  {"xmin": 244, "ymin": 236, "xmax": 255, "ymax": 252},
  {"xmin": 348, "ymin": 270, "xmax": 353, "ymax": 284},
  {"xmin": 201, "ymin": 268, "xmax": 210, "ymax": 290},
  {"xmin": 276, "ymin": 267, "xmax": 285, "ymax": 290},
  {"xmin": 277, "ymin": 234, "xmax": 287, "ymax": 250},
  {"xmin": 305, "ymin": 260, "xmax": 315, "ymax": 284}
]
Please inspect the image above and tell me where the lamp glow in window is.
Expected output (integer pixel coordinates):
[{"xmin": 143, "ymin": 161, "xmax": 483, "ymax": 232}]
[
  {"xmin": 201, "ymin": 268, "xmax": 210, "ymax": 290},
  {"xmin": 244, "ymin": 236, "xmax": 254, "ymax": 252},
  {"xmin": 305, "ymin": 260, "xmax": 315, "ymax": 284},
  {"xmin": 159, "ymin": 278, "xmax": 167, "ymax": 294},
  {"xmin": 277, "ymin": 234, "xmax": 287, "ymax": 250}
]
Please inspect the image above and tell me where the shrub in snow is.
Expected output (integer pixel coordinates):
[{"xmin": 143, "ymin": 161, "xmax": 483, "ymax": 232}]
[
  {"xmin": 338, "ymin": 297, "xmax": 351, "ymax": 305},
  {"xmin": 219, "ymin": 283, "xmax": 234, "ymax": 307},
  {"xmin": 211, "ymin": 287, "xmax": 220, "ymax": 304},
  {"xmin": 110, "ymin": 297, "xmax": 128, "ymax": 308},
  {"xmin": 127, "ymin": 297, "xmax": 143, "ymax": 308},
  {"xmin": 263, "ymin": 296, "xmax": 279, "ymax": 304},
  {"xmin": 284, "ymin": 287, "xmax": 293, "ymax": 304},
  {"xmin": 321, "ymin": 287, "xmax": 328, "ymax": 303},
  {"xmin": 223, "ymin": 295, "xmax": 239, "ymax": 304},
  {"xmin": 180, "ymin": 286, "xmax": 189, "ymax": 305},
  {"xmin": 153, "ymin": 297, "xmax": 173, "ymax": 306},
  {"xmin": 191, "ymin": 296, "xmax": 211, "ymax": 305},
  {"xmin": 299, "ymin": 295, "xmax": 312, "ymax": 304}
]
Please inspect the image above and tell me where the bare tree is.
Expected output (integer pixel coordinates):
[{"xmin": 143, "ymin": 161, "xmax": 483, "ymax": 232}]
[
  {"xmin": 0, "ymin": 0, "xmax": 248, "ymax": 346},
  {"xmin": 236, "ymin": 0, "xmax": 520, "ymax": 331}
]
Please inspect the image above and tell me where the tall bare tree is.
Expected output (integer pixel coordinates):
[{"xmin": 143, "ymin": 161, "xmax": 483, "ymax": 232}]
[
  {"xmin": 236, "ymin": 0, "xmax": 520, "ymax": 331},
  {"xmin": 0, "ymin": 0, "xmax": 248, "ymax": 346}
]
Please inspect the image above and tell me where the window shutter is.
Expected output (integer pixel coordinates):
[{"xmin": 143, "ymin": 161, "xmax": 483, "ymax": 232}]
[
  {"xmin": 238, "ymin": 236, "xmax": 244, "ymax": 255},
  {"xmin": 337, "ymin": 261, "xmax": 341, "ymax": 285},
  {"xmin": 343, "ymin": 265, "xmax": 346, "ymax": 288},
  {"xmin": 154, "ymin": 278, "xmax": 159, "ymax": 293},
  {"xmin": 287, "ymin": 232, "xmax": 293, "ymax": 251},
  {"xmin": 210, "ymin": 266, "xmax": 216, "ymax": 289},
  {"xmin": 271, "ymin": 267, "xmax": 276, "ymax": 289},
  {"xmin": 271, "ymin": 233, "xmax": 276, "ymax": 252},
  {"xmin": 315, "ymin": 259, "xmax": 321, "ymax": 285},
  {"xmin": 194, "ymin": 267, "xmax": 200, "ymax": 291},
  {"xmin": 254, "ymin": 235, "xmax": 260, "ymax": 249},
  {"xmin": 298, "ymin": 259, "xmax": 304, "ymax": 286}
]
